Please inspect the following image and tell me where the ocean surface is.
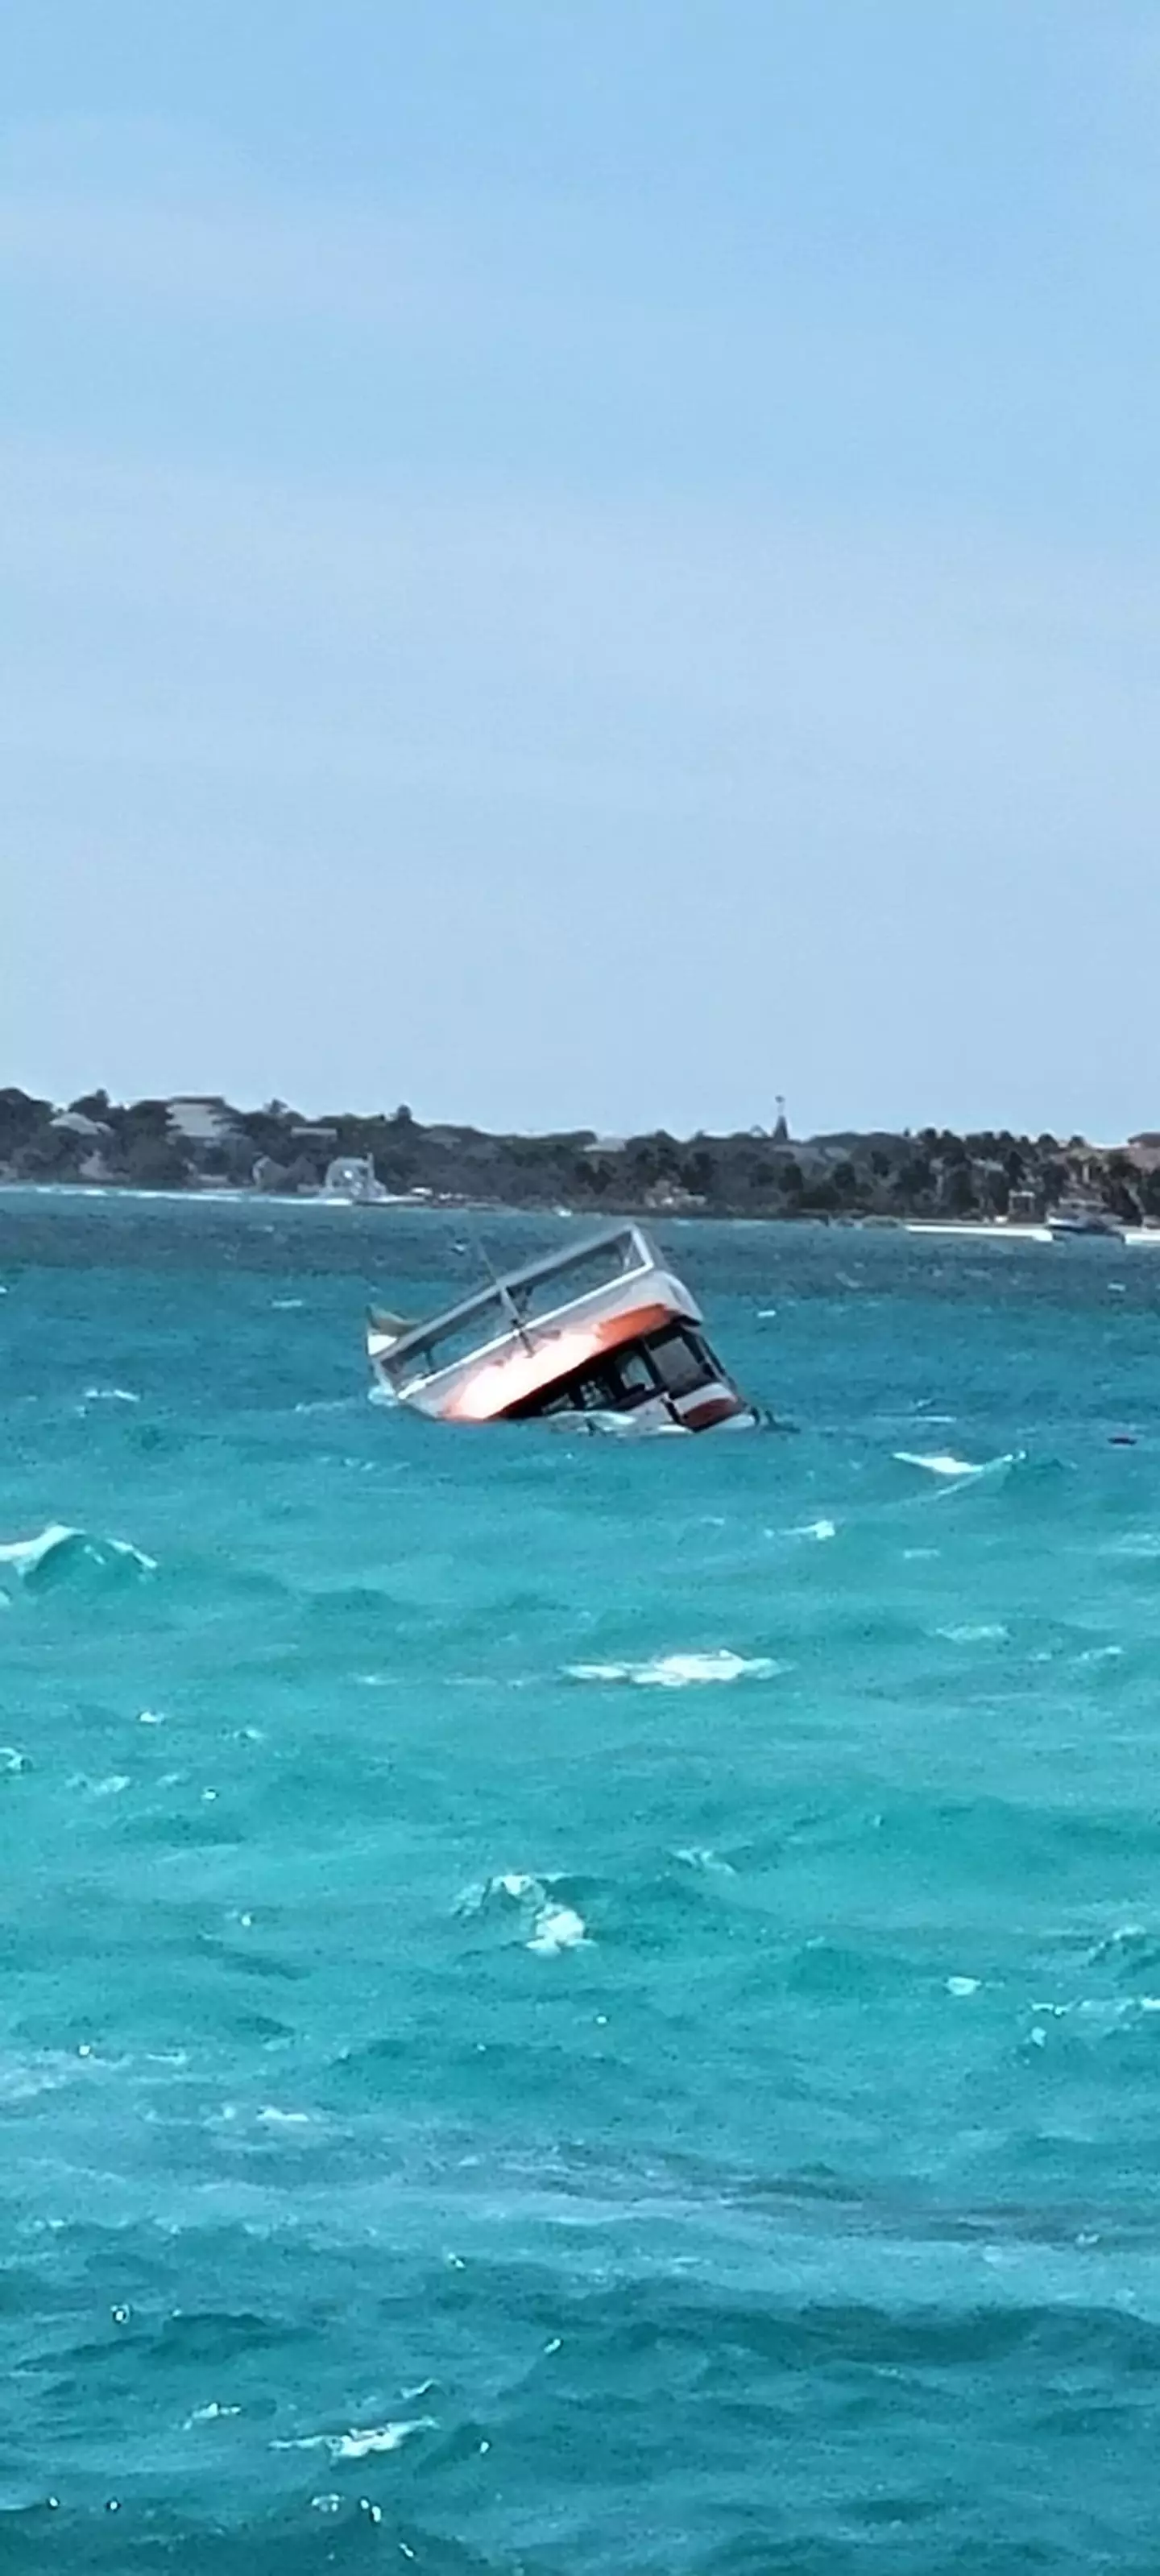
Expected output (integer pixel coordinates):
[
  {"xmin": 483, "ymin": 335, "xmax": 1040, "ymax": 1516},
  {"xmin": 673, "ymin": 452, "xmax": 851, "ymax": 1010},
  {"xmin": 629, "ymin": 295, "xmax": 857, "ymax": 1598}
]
[{"xmin": 2, "ymin": 1192, "xmax": 1160, "ymax": 2574}]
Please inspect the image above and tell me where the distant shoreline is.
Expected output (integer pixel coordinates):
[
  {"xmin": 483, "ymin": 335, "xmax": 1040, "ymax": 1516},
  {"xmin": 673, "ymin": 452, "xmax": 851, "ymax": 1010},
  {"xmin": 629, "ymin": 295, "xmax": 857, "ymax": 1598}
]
[
  {"xmin": 3, "ymin": 1092, "xmax": 1158, "ymax": 1228},
  {"xmin": 6, "ymin": 1181, "xmax": 1160, "ymax": 1246}
]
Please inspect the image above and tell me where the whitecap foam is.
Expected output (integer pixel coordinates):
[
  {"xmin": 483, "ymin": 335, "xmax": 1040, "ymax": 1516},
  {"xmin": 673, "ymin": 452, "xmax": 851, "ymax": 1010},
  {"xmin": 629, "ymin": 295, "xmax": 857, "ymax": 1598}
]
[
  {"xmin": 0, "ymin": 1524, "xmax": 156, "ymax": 1580},
  {"xmin": 82, "ymin": 1387, "xmax": 141, "ymax": 1404},
  {"xmin": 674, "ymin": 1845, "xmax": 736, "ymax": 1875},
  {"xmin": 278, "ymin": 2418, "xmax": 435, "ymax": 2461},
  {"xmin": 936, "ymin": 1622, "xmax": 1009, "ymax": 1644},
  {"xmin": 527, "ymin": 1902, "xmax": 587, "ymax": 1955},
  {"xmin": 567, "ymin": 1649, "xmax": 781, "ymax": 1688},
  {"xmin": 335, "ymin": 2418, "xmax": 434, "ymax": 2459},
  {"xmin": 0, "ymin": 1523, "xmax": 80, "ymax": 1577},
  {"xmin": 456, "ymin": 1868, "xmax": 545, "ymax": 1920},
  {"xmin": 893, "ymin": 1450, "xmax": 1012, "ymax": 1479},
  {"xmin": 109, "ymin": 1537, "xmax": 157, "ymax": 1569},
  {"xmin": 789, "ymin": 1518, "xmax": 836, "ymax": 1541},
  {"xmin": 495, "ymin": 1871, "xmax": 538, "ymax": 1900},
  {"xmin": 457, "ymin": 1871, "xmax": 589, "ymax": 1954}
]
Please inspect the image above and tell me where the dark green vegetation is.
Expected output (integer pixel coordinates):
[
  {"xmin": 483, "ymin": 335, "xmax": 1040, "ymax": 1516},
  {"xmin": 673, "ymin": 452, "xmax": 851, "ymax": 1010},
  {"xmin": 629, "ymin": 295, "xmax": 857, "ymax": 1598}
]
[{"xmin": 2, "ymin": 1087, "xmax": 1157, "ymax": 1222}]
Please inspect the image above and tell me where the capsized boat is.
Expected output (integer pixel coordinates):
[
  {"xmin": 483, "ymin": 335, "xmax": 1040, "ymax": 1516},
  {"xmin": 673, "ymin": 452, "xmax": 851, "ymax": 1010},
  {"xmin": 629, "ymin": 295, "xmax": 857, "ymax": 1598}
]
[{"xmin": 367, "ymin": 1223, "xmax": 760, "ymax": 1429}]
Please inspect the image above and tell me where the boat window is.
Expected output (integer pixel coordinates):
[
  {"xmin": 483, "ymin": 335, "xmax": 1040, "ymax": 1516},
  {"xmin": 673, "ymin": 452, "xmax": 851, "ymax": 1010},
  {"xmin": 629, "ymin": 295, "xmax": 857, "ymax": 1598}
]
[
  {"xmin": 571, "ymin": 1369, "xmax": 616, "ymax": 1412},
  {"xmin": 644, "ymin": 1325, "xmax": 714, "ymax": 1398},
  {"xmin": 507, "ymin": 1348, "xmax": 652, "ymax": 1420},
  {"xmin": 510, "ymin": 1231, "xmax": 646, "ymax": 1325},
  {"xmin": 387, "ymin": 1291, "xmax": 512, "ymax": 1389},
  {"xmin": 605, "ymin": 1346, "xmax": 657, "ymax": 1406}
]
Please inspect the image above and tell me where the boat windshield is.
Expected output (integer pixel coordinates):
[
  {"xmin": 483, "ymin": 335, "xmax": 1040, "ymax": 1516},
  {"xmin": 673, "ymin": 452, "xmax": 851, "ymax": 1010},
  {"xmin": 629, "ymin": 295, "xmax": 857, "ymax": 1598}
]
[{"xmin": 384, "ymin": 1226, "xmax": 653, "ymax": 1393}]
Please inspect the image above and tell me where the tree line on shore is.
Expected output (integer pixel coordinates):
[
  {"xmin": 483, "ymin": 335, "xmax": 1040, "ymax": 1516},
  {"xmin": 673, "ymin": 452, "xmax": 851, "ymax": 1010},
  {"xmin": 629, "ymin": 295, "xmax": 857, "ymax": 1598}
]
[{"xmin": 2, "ymin": 1086, "xmax": 1156, "ymax": 1222}]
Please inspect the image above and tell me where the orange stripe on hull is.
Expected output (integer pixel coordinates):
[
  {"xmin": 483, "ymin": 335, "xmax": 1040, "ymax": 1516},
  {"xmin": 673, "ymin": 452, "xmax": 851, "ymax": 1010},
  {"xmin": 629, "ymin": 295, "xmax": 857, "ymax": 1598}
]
[{"xmin": 445, "ymin": 1301, "xmax": 680, "ymax": 1422}]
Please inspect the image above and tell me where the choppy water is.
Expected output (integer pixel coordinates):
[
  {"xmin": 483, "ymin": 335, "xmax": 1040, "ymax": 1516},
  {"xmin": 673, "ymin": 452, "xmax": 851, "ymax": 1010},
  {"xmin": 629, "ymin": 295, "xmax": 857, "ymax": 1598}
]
[{"xmin": 3, "ymin": 1192, "xmax": 1160, "ymax": 2573}]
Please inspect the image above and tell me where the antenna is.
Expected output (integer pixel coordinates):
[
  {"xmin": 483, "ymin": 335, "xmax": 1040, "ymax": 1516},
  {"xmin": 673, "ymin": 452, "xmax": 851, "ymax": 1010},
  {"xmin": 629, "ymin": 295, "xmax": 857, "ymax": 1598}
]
[{"xmin": 468, "ymin": 1218, "xmax": 534, "ymax": 1351}]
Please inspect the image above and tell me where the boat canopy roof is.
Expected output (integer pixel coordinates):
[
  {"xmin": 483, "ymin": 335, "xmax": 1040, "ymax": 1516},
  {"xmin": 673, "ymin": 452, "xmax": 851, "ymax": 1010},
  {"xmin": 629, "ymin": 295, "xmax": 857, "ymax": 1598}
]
[{"xmin": 380, "ymin": 1223, "xmax": 661, "ymax": 1394}]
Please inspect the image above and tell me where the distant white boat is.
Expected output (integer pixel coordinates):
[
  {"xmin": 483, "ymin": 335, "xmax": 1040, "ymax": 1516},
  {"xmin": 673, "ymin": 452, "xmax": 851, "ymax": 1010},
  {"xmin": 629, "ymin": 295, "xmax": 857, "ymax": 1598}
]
[
  {"xmin": 1046, "ymin": 1195, "xmax": 1125, "ymax": 1240},
  {"xmin": 323, "ymin": 1156, "xmax": 391, "ymax": 1205}
]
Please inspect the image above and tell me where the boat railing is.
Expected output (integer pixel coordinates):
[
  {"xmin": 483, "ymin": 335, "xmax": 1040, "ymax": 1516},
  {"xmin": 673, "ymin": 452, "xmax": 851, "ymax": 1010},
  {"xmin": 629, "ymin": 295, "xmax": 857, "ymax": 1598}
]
[{"xmin": 382, "ymin": 1225, "xmax": 659, "ymax": 1394}]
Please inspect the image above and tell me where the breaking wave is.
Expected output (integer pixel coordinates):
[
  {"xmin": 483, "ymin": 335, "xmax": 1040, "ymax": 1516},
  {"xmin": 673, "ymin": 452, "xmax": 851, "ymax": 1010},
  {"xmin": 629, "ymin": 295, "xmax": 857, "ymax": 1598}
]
[
  {"xmin": 456, "ymin": 1871, "xmax": 590, "ymax": 1953},
  {"xmin": 893, "ymin": 1449, "xmax": 1019, "ymax": 1479},
  {"xmin": 275, "ymin": 2415, "xmax": 435, "ymax": 2460},
  {"xmin": 0, "ymin": 1523, "xmax": 157, "ymax": 1585},
  {"xmin": 566, "ymin": 1649, "xmax": 782, "ymax": 1687}
]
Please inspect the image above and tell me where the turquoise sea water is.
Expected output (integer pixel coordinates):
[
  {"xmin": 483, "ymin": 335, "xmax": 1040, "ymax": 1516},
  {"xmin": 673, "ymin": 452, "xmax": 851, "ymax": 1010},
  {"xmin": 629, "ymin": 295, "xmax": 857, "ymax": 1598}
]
[{"xmin": 2, "ymin": 1192, "xmax": 1160, "ymax": 2573}]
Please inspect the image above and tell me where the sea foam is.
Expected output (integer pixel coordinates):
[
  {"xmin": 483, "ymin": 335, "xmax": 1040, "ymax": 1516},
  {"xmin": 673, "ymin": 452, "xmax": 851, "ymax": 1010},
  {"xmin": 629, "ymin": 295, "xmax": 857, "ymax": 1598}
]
[
  {"xmin": 893, "ymin": 1450, "xmax": 1014, "ymax": 1479},
  {"xmin": 0, "ymin": 1524, "xmax": 156, "ymax": 1581},
  {"xmin": 458, "ymin": 1871, "xmax": 590, "ymax": 1954},
  {"xmin": 567, "ymin": 1649, "xmax": 781, "ymax": 1687},
  {"xmin": 276, "ymin": 2417, "xmax": 435, "ymax": 2460}
]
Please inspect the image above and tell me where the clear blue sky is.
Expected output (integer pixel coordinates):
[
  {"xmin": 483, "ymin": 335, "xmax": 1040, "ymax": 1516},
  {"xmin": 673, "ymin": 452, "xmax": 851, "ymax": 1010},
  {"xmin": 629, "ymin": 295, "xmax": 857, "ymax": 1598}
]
[{"xmin": 4, "ymin": 2, "xmax": 1159, "ymax": 1136}]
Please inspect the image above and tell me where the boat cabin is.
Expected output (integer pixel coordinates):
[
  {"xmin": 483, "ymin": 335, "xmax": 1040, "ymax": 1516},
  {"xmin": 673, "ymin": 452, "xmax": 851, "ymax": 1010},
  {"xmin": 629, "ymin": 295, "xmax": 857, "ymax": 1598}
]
[{"xmin": 367, "ymin": 1224, "xmax": 756, "ymax": 1431}]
